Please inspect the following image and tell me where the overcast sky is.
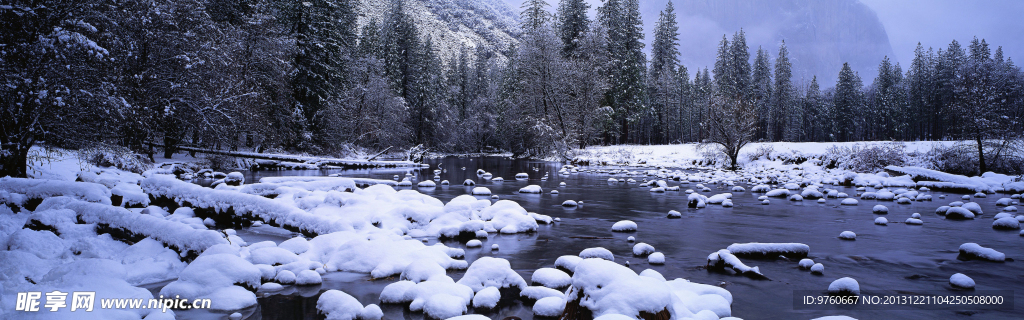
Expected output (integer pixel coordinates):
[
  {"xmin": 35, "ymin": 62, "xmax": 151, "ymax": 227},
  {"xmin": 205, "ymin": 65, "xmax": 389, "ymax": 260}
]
[{"xmin": 502, "ymin": 0, "xmax": 1024, "ymax": 66}]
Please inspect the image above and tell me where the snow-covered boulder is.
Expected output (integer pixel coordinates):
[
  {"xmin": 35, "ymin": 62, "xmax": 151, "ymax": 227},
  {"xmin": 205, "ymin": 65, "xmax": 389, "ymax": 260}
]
[
  {"xmin": 958, "ymin": 243, "xmax": 1005, "ymax": 262},
  {"xmin": 810, "ymin": 263, "xmax": 824, "ymax": 275},
  {"xmin": 160, "ymin": 252, "xmax": 261, "ymax": 311},
  {"xmin": 632, "ymin": 243, "xmax": 655, "ymax": 257},
  {"xmin": 456, "ymin": 257, "xmax": 527, "ymax": 292},
  {"xmin": 949, "ymin": 273, "xmax": 975, "ymax": 289},
  {"xmin": 838, "ymin": 231, "xmax": 856, "ymax": 240},
  {"xmin": 579, "ymin": 247, "xmax": 615, "ymax": 261},
  {"xmin": 841, "ymin": 198, "xmax": 858, "ymax": 205},
  {"xmin": 828, "ymin": 277, "xmax": 860, "ymax": 296},
  {"xmin": 533, "ymin": 296, "xmax": 567, "ymax": 317},
  {"xmin": 519, "ymin": 185, "xmax": 543, "ymax": 194},
  {"xmin": 471, "ymin": 187, "xmax": 491, "ymax": 196},
  {"xmin": 945, "ymin": 207, "xmax": 976, "ymax": 219},
  {"xmin": 667, "ymin": 210, "xmax": 681, "ymax": 219},
  {"xmin": 872, "ymin": 205, "xmax": 888, "ymax": 214},
  {"xmin": 611, "ymin": 220, "xmax": 638, "ymax": 232},
  {"xmin": 647, "ymin": 252, "xmax": 665, "ymax": 265},
  {"xmin": 562, "ymin": 200, "xmax": 578, "ymax": 207},
  {"xmin": 993, "ymin": 217, "xmax": 1020, "ymax": 230},
  {"xmin": 799, "ymin": 259, "xmax": 814, "ymax": 269},
  {"xmin": 532, "ymin": 268, "xmax": 571, "ymax": 289}
]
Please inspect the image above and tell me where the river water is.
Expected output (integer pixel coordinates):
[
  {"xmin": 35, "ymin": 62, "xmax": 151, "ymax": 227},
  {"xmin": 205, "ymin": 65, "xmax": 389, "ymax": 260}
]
[{"xmin": 179, "ymin": 156, "xmax": 1023, "ymax": 320}]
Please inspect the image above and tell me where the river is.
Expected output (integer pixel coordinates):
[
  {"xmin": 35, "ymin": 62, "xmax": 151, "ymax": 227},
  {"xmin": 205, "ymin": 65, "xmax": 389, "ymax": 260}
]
[{"xmin": 176, "ymin": 156, "xmax": 1023, "ymax": 320}]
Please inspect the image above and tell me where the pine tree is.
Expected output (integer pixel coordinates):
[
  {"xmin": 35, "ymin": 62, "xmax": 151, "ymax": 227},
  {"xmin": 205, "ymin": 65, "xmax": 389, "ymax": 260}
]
[
  {"xmin": 522, "ymin": 0, "xmax": 551, "ymax": 32},
  {"xmin": 713, "ymin": 36, "xmax": 733, "ymax": 97},
  {"xmin": 833, "ymin": 62, "xmax": 862, "ymax": 142},
  {"xmin": 557, "ymin": 0, "xmax": 589, "ymax": 58},
  {"xmin": 751, "ymin": 47, "xmax": 773, "ymax": 141},
  {"xmin": 600, "ymin": 0, "xmax": 646, "ymax": 144},
  {"xmin": 648, "ymin": 1, "xmax": 680, "ymax": 144},
  {"xmin": 649, "ymin": 2, "xmax": 679, "ymax": 82},
  {"xmin": 773, "ymin": 41, "xmax": 794, "ymax": 141},
  {"xmin": 906, "ymin": 43, "xmax": 933, "ymax": 139},
  {"xmin": 730, "ymin": 30, "xmax": 751, "ymax": 99}
]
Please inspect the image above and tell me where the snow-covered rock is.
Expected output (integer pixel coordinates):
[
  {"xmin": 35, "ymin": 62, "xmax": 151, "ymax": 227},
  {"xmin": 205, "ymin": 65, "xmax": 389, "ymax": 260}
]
[
  {"xmin": 838, "ymin": 231, "xmax": 856, "ymax": 240},
  {"xmin": 519, "ymin": 185, "xmax": 543, "ymax": 194},
  {"xmin": 949, "ymin": 273, "xmax": 975, "ymax": 289},
  {"xmin": 874, "ymin": 217, "xmax": 888, "ymax": 225},
  {"xmin": 799, "ymin": 259, "xmax": 814, "ymax": 269},
  {"xmin": 533, "ymin": 296, "xmax": 567, "ymax": 317},
  {"xmin": 992, "ymin": 217, "xmax": 1020, "ymax": 230},
  {"xmin": 611, "ymin": 220, "xmax": 638, "ymax": 232},
  {"xmin": 725, "ymin": 243, "xmax": 810, "ymax": 259},
  {"xmin": 579, "ymin": 247, "xmax": 615, "ymax": 261},
  {"xmin": 647, "ymin": 252, "xmax": 665, "ymax": 265},
  {"xmin": 531, "ymin": 268, "xmax": 571, "ymax": 289},
  {"xmin": 632, "ymin": 243, "xmax": 656, "ymax": 256},
  {"xmin": 872, "ymin": 205, "xmax": 888, "ymax": 214},
  {"xmin": 841, "ymin": 198, "xmax": 858, "ymax": 205},
  {"xmin": 958, "ymin": 243, "xmax": 1005, "ymax": 262},
  {"xmin": 810, "ymin": 263, "xmax": 824, "ymax": 275},
  {"xmin": 456, "ymin": 257, "xmax": 527, "ymax": 292},
  {"xmin": 828, "ymin": 277, "xmax": 860, "ymax": 295}
]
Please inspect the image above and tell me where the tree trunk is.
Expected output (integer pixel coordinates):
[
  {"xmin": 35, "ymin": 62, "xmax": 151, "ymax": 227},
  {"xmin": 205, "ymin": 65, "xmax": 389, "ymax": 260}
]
[
  {"xmin": 163, "ymin": 135, "xmax": 177, "ymax": 159},
  {"xmin": 976, "ymin": 134, "xmax": 986, "ymax": 175},
  {"xmin": 0, "ymin": 145, "xmax": 30, "ymax": 178}
]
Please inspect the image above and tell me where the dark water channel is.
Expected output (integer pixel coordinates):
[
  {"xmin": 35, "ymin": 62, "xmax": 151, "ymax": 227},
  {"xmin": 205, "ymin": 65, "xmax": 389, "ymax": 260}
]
[{"xmin": 181, "ymin": 156, "xmax": 1023, "ymax": 320}]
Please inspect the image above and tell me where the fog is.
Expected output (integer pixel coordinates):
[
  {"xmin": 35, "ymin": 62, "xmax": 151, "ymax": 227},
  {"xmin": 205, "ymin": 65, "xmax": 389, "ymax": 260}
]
[{"xmin": 502, "ymin": 0, "xmax": 1023, "ymax": 84}]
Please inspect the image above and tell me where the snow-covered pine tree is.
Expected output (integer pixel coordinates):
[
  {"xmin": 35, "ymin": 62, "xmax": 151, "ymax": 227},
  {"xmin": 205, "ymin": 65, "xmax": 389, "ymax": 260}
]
[
  {"xmin": 648, "ymin": 1, "xmax": 680, "ymax": 144},
  {"xmin": 773, "ymin": 41, "xmax": 795, "ymax": 141},
  {"xmin": 833, "ymin": 62, "xmax": 862, "ymax": 142},
  {"xmin": 557, "ymin": 0, "xmax": 589, "ymax": 58},
  {"xmin": 751, "ymin": 47, "xmax": 773, "ymax": 141}
]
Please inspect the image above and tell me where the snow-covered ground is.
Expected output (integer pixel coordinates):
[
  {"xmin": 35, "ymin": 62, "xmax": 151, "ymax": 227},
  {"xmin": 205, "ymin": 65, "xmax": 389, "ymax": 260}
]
[{"xmin": 569, "ymin": 141, "xmax": 956, "ymax": 168}]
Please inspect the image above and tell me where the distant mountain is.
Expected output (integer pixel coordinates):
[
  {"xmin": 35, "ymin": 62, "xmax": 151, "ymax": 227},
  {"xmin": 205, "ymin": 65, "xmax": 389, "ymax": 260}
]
[
  {"xmin": 645, "ymin": 0, "xmax": 894, "ymax": 83},
  {"xmin": 359, "ymin": 0, "xmax": 522, "ymax": 62}
]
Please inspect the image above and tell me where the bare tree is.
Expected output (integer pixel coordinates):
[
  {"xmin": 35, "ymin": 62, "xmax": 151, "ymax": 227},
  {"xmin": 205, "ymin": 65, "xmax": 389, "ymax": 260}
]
[{"xmin": 700, "ymin": 95, "xmax": 758, "ymax": 170}]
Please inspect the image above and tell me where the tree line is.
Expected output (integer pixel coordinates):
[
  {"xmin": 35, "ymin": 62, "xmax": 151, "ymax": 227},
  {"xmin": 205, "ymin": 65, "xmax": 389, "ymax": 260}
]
[{"xmin": 2, "ymin": 0, "xmax": 1022, "ymax": 177}]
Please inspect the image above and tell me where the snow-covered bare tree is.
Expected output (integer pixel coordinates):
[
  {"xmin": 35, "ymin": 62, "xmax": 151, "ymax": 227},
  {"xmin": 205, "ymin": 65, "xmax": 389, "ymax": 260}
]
[
  {"xmin": 1, "ymin": 0, "xmax": 114, "ymax": 177},
  {"xmin": 700, "ymin": 96, "xmax": 758, "ymax": 170}
]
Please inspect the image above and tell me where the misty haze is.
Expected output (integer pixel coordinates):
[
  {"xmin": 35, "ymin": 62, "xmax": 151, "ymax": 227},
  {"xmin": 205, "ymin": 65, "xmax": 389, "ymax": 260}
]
[{"xmin": 1, "ymin": 0, "xmax": 1022, "ymax": 320}]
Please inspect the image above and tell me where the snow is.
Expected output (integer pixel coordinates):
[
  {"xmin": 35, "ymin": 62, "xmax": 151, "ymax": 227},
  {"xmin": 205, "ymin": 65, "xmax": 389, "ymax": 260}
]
[
  {"xmin": 456, "ymin": 257, "xmax": 527, "ymax": 292},
  {"xmin": 37, "ymin": 197, "xmax": 228, "ymax": 255},
  {"xmin": 322, "ymin": 235, "xmax": 468, "ymax": 279},
  {"xmin": 555, "ymin": 255, "xmax": 584, "ymax": 273},
  {"xmin": 945, "ymin": 207, "xmax": 976, "ymax": 219},
  {"xmin": 993, "ymin": 217, "xmax": 1020, "ymax": 229},
  {"xmin": 949, "ymin": 273, "xmax": 975, "ymax": 289},
  {"xmin": 667, "ymin": 210, "xmax": 681, "ymax": 218},
  {"xmin": 521, "ymin": 285, "xmax": 564, "ymax": 300},
  {"xmin": 296, "ymin": 269, "xmax": 323, "ymax": 285},
  {"xmin": 725, "ymin": 243, "xmax": 810, "ymax": 259},
  {"xmin": 906, "ymin": 218, "xmax": 923, "ymax": 225},
  {"xmin": 471, "ymin": 286, "xmax": 501, "ymax": 309},
  {"xmin": 379, "ymin": 280, "xmax": 473, "ymax": 317},
  {"xmin": 579, "ymin": 247, "xmax": 615, "ymax": 261},
  {"xmin": 707, "ymin": 249, "xmax": 764, "ymax": 278},
  {"xmin": 872, "ymin": 205, "xmax": 888, "ymax": 214},
  {"xmin": 1005, "ymin": 206, "xmax": 1018, "ymax": 212},
  {"xmin": 471, "ymin": 187, "xmax": 491, "ymax": 195},
  {"xmin": 962, "ymin": 202, "xmax": 983, "ymax": 215},
  {"xmin": 811, "ymin": 263, "xmax": 825, "ymax": 275},
  {"xmin": 518, "ymin": 185, "xmax": 542, "ymax": 194},
  {"xmin": 707, "ymin": 193, "xmax": 732, "ymax": 204},
  {"xmin": 318, "ymin": 290, "xmax": 365, "ymax": 320},
  {"xmin": 1, "ymin": 177, "xmax": 112, "ymax": 205},
  {"xmin": 566, "ymin": 258, "xmax": 734, "ymax": 319},
  {"xmin": 828, "ymin": 277, "xmax": 860, "ymax": 295},
  {"xmin": 958, "ymin": 243, "xmax": 1005, "ymax": 262},
  {"xmin": 632, "ymin": 243, "xmax": 656, "ymax": 256},
  {"xmin": 532, "ymin": 268, "xmax": 571, "ymax": 289},
  {"xmin": 466, "ymin": 239, "xmax": 482, "ymax": 248},
  {"xmin": 276, "ymin": 270, "xmax": 297, "ymax": 284},
  {"xmin": 886, "ymin": 166, "xmax": 1012, "ymax": 193},
  {"xmin": 419, "ymin": 180, "xmax": 437, "ymax": 187},
  {"xmin": 648, "ymin": 252, "xmax": 665, "ymax": 264},
  {"xmin": 160, "ymin": 252, "xmax": 261, "ymax": 311},
  {"xmin": 874, "ymin": 217, "xmax": 888, "ymax": 225},
  {"xmin": 799, "ymin": 259, "xmax": 815, "ymax": 269},
  {"xmin": 533, "ymin": 296, "xmax": 567, "ymax": 317},
  {"xmin": 839, "ymin": 231, "xmax": 857, "ymax": 240},
  {"xmin": 766, "ymin": 189, "xmax": 790, "ymax": 197},
  {"xmin": 611, "ymin": 220, "xmax": 638, "ymax": 232}
]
